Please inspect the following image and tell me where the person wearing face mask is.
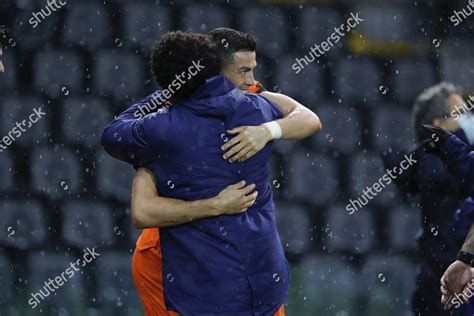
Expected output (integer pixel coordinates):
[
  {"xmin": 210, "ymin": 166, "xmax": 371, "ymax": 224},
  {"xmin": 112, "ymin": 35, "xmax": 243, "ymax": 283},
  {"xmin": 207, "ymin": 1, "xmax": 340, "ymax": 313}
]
[{"xmin": 382, "ymin": 82, "xmax": 474, "ymax": 316}]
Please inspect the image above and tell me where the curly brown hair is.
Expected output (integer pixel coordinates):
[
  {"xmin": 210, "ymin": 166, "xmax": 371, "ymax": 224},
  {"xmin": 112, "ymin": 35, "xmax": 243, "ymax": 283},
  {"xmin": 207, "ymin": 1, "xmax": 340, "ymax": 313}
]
[{"xmin": 150, "ymin": 31, "xmax": 222, "ymax": 102}]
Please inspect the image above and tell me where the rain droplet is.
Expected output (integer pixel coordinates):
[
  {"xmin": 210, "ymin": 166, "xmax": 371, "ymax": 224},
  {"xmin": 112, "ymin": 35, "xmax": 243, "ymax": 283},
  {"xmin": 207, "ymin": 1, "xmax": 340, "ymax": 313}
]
[{"xmin": 272, "ymin": 180, "xmax": 280, "ymax": 189}]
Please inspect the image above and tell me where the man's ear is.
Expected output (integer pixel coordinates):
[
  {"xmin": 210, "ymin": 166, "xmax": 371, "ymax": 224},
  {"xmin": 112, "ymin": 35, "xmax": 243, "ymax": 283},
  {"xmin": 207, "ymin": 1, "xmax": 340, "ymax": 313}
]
[{"xmin": 432, "ymin": 118, "xmax": 443, "ymax": 128}]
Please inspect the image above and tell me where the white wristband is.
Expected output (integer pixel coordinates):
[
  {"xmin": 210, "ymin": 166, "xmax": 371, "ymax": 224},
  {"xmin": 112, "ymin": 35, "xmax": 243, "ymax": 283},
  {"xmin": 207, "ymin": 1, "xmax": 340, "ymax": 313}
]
[{"xmin": 263, "ymin": 121, "xmax": 282, "ymax": 140}]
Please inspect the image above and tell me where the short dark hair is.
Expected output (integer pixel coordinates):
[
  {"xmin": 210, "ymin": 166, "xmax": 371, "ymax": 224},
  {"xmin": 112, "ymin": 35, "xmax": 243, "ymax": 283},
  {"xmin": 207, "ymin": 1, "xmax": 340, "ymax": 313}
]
[
  {"xmin": 0, "ymin": 25, "xmax": 6, "ymax": 49},
  {"xmin": 208, "ymin": 27, "xmax": 257, "ymax": 66},
  {"xmin": 412, "ymin": 82, "xmax": 459, "ymax": 142},
  {"xmin": 150, "ymin": 31, "xmax": 221, "ymax": 102}
]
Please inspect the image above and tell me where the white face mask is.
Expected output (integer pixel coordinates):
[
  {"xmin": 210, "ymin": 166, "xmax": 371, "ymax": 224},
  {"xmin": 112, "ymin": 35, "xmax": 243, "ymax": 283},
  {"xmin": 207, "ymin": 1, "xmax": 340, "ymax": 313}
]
[{"xmin": 459, "ymin": 114, "xmax": 474, "ymax": 146}]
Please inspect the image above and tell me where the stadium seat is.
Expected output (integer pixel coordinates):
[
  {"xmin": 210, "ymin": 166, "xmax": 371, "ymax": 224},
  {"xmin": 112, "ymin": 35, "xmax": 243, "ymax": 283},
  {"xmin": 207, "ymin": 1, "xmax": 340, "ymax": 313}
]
[
  {"xmin": 0, "ymin": 95, "xmax": 50, "ymax": 146},
  {"xmin": 348, "ymin": 151, "xmax": 401, "ymax": 207},
  {"xmin": 298, "ymin": 6, "xmax": 344, "ymax": 55},
  {"xmin": 355, "ymin": 5, "xmax": 421, "ymax": 43},
  {"xmin": 391, "ymin": 59, "xmax": 436, "ymax": 103},
  {"xmin": 33, "ymin": 50, "xmax": 84, "ymax": 98},
  {"xmin": 0, "ymin": 200, "xmax": 46, "ymax": 250},
  {"xmin": 274, "ymin": 56, "xmax": 325, "ymax": 104},
  {"xmin": 275, "ymin": 201, "xmax": 311, "ymax": 255},
  {"xmin": 441, "ymin": 55, "xmax": 474, "ymax": 93},
  {"xmin": 334, "ymin": 59, "xmax": 380, "ymax": 102},
  {"xmin": 10, "ymin": 9, "xmax": 59, "ymax": 50},
  {"xmin": 93, "ymin": 50, "xmax": 145, "ymax": 100},
  {"xmin": 0, "ymin": 255, "xmax": 13, "ymax": 306},
  {"xmin": 325, "ymin": 204, "xmax": 375, "ymax": 253},
  {"xmin": 371, "ymin": 106, "xmax": 414, "ymax": 151},
  {"xmin": 0, "ymin": 151, "xmax": 14, "ymax": 191},
  {"xmin": 62, "ymin": 2, "xmax": 112, "ymax": 50},
  {"xmin": 27, "ymin": 252, "xmax": 87, "ymax": 312},
  {"xmin": 285, "ymin": 151, "xmax": 339, "ymax": 206},
  {"xmin": 96, "ymin": 152, "xmax": 135, "ymax": 202},
  {"xmin": 389, "ymin": 205, "xmax": 421, "ymax": 250},
  {"xmin": 293, "ymin": 255, "xmax": 360, "ymax": 314},
  {"xmin": 61, "ymin": 201, "xmax": 114, "ymax": 249},
  {"xmin": 61, "ymin": 97, "xmax": 112, "ymax": 148},
  {"xmin": 122, "ymin": 3, "xmax": 172, "ymax": 52},
  {"xmin": 30, "ymin": 147, "xmax": 81, "ymax": 199},
  {"xmin": 361, "ymin": 255, "xmax": 416, "ymax": 315},
  {"xmin": 311, "ymin": 104, "xmax": 361, "ymax": 154},
  {"xmin": 96, "ymin": 252, "xmax": 143, "ymax": 313},
  {"xmin": 181, "ymin": 4, "xmax": 230, "ymax": 32},
  {"xmin": 239, "ymin": 7, "xmax": 289, "ymax": 58}
]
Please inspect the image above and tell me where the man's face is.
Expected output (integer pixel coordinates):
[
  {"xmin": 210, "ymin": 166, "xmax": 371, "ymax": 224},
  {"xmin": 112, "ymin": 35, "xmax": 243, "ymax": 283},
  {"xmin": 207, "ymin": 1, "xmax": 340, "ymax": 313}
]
[
  {"xmin": 221, "ymin": 51, "xmax": 257, "ymax": 91},
  {"xmin": 432, "ymin": 93, "xmax": 464, "ymax": 131},
  {"xmin": 0, "ymin": 48, "xmax": 4, "ymax": 73}
]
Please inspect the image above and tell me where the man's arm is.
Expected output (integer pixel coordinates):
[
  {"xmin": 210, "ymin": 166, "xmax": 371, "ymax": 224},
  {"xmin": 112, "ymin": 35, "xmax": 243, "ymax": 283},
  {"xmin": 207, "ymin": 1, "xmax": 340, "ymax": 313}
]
[
  {"xmin": 131, "ymin": 168, "xmax": 258, "ymax": 228},
  {"xmin": 223, "ymin": 92, "xmax": 321, "ymax": 163}
]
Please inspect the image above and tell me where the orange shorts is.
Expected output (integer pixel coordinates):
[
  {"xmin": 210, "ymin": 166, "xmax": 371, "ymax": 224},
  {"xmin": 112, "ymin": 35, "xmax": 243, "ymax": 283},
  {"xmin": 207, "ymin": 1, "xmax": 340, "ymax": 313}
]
[{"xmin": 132, "ymin": 228, "xmax": 285, "ymax": 316}]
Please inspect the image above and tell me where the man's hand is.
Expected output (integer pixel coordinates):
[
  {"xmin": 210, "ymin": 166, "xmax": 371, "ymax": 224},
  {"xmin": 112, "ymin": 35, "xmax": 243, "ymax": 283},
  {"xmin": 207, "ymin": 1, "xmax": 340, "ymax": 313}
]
[
  {"xmin": 212, "ymin": 180, "xmax": 258, "ymax": 215},
  {"xmin": 440, "ymin": 260, "xmax": 472, "ymax": 309},
  {"xmin": 221, "ymin": 125, "xmax": 272, "ymax": 163},
  {"xmin": 420, "ymin": 124, "xmax": 453, "ymax": 154}
]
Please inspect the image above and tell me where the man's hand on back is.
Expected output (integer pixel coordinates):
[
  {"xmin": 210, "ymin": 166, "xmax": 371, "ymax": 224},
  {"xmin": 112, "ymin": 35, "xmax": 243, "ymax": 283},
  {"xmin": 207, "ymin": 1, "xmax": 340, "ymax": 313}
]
[
  {"xmin": 212, "ymin": 180, "xmax": 259, "ymax": 215},
  {"xmin": 222, "ymin": 126, "xmax": 272, "ymax": 163}
]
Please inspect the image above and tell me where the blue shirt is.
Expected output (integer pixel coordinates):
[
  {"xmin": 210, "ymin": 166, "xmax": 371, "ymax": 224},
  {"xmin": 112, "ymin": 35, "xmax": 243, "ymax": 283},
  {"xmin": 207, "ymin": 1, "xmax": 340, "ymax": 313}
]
[{"xmin": 101, "ymin": 76, "xmax": 290, "ymax": 315}]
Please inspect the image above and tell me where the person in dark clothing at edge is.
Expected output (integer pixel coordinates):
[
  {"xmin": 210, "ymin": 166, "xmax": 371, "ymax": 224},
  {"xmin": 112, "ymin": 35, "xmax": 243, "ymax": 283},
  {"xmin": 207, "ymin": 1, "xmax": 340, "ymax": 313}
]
[
  {"xmin": 419, "ymin": 119, "xmax": 474, "ymax": 311},
  {"xmin": 101, "ymin": 30, "xmax": 321, "ymax": 315},
  {"xmin": 382, "ymin": 82, "xmax": 474, "ymax": 315}
]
